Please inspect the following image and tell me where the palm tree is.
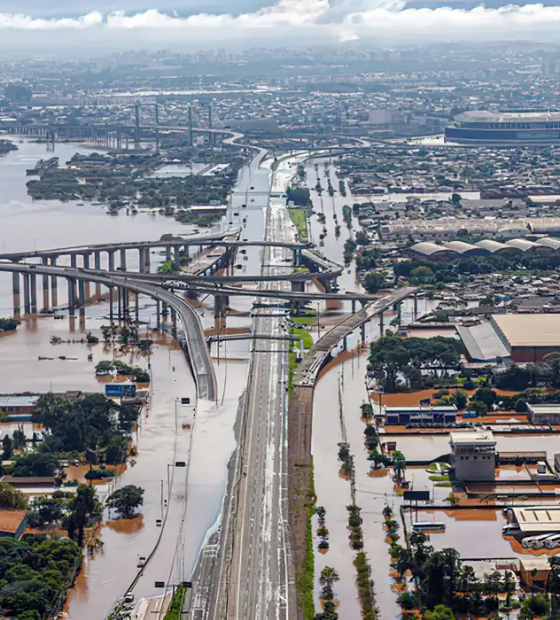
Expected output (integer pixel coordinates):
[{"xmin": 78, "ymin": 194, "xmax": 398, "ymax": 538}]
[{"xmin": 393, "ymin": 450, "xmax": 406, "ymax": 481}]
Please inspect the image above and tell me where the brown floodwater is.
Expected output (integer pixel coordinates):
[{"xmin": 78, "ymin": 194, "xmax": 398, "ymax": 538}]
[{"xmin": 0, "ymin": 139, "xmax": 261, "ymax": 618}]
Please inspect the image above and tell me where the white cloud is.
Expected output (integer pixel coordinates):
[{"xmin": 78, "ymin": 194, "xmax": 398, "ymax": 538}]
[{"xmin": 0, "ymin": 0, "xmax": 560, "ymax": 44}]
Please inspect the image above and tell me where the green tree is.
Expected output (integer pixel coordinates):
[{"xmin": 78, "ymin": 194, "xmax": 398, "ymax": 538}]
[
  {"xmin": 454, "ymin": 391, "xmax": 468, "ymax": 410},
  {"xmin": 67, "ymin": 484, "xmax": 102, "ymax": 546},
  {"xmin": 2, "ymin": 434, "xmax": 13, "ymax": 460},
  {"xmin": 392, "ymin": 450, "xmax": 406, "ymax": 482},
  {"xmin": 107, "ymin": 485, "xmax": 145, "ymax": 518},
  {"xmin": 411, "ymin": 266, "xmax": 434, "ymax": 283},
  {"xmin": 12, "ymin": 429, "xmax": 26, "ymax": 450},
  {"xmin": 0, "ymin": 481, "xmax": 27, "ymax": 509},
  {"xmin": 363, "ymin": 271, "xmax": 385, "ymax": 294},
  {"xmin": 425, "ymin": 605, "xmax": 456, "ymax": 620}
]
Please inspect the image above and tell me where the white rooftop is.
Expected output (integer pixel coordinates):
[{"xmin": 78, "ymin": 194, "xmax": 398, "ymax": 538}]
[
  {"xmin": 449, "ymin": 430, "xmax": 496, "ymax": 445},
  {"xmin": 512, "ymin": 506, "xmax": 560, "ymax": 532}
]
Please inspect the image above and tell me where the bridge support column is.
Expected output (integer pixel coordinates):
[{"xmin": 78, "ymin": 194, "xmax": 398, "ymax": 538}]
[
  {"xmin": 50, "ymin": 256, "xmax": 58, "ymax": 307},
  {"xmin": 108, "ymin": 252, "xmax": 116, "ymax": 307},
  {"xmin": 162, "ymin": 302, "xmax": 168, "ymax": 318},
  {"xmin": 352, "ymin": 299, "xmax": 356, "ymax": 314},
  {"xmin": 214, "ymin": 295, "xmax": 229, "ymax": 318},
  {"xmin": 120, "ymin": 248, "xmax": 127, "ymax": 271},
  {"xmin": 174, "ymin": 246, "xmax": 180, "ymax": 267},
  {"xmin": 12, "ymin": 272, "xmax": 20, "ymax": 319},
  {"xmin": 144, "ymin": 249, "xmax": 151, "ymax": 273},
  {"xmin": 361, "ymin": 323, "xmax": 366, "ymax": 344},
  {"xmin": 109, "ymin": 287, "xmax": 114, "ymax": 325},
  {"xmin": 41, "ymin": 258, "xmax": 49, "ymax": 312},
  {"xmin": 379, "ymin": 311, "xmax": 384, "ymax": 337},
  {"xmin": 30, "ymin": 274, "xmax": 37, "ymax": 315},
  {"xmin": 94, "ymin": 252, "xmax": 101, "ymax": 299},
  {"xmin": 342, "ymin": 336, "xmax": 347, "ymax": 351},
  {"xmin": 171, "ymin": 309, "xmax": 177, "ymax": 338},
  {"xmin": 70, "ymin": 254, "xmax": 78, "ymax": 304},
  {"xmin": 165, "ymin": 246, "xmax": 171, "ymax": 263},
  {"xmin": 135, "ymin": 293, "xmax": 139, "ymax": 323},
  {"xmin": 19, "ymin": 280, "xmax": 30, "ymax": 320},
  {"xmin": 67, "ymin": 278, "xmax": 76, "ymax": 315},
  {"xmin": 78, "ymin": 280, "xmax": 86, "ymax": 319},
  {"xmin": 294, "ymin": 249, "xmax": 300, "ymax": 266},
  {"xmin": 117, "ymin": 287, "xmax": 122, "ymax": 323},
  {"xmin": 413, "ymin": 293, "xmax": 418, "ymax": 321},
  {"xmin": 156, "ymin": 301, "xmax": 161, "ymax": 331},
  {"xmin": 138, "ymin": 248, "xmax": 145, "ymax": 273},
  {"xmin": 83, "ymin": 254, "xmax": 91, "ymax": 301}
]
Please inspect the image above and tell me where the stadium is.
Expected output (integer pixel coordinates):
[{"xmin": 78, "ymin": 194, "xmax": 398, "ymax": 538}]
[{"xmin": 445, "ymin": 110, "xmax": 560, "ymax": 145}]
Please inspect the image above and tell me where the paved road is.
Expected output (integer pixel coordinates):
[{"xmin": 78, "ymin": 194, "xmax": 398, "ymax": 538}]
[{"xmin": 229, "ymin": 190, "xmax": 295, "ymax": 620}]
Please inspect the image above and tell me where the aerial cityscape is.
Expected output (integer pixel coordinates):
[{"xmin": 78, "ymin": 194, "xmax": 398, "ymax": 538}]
[{"xmin": 5, "ymin": 3, "xmax": 560, "ymax": 620}]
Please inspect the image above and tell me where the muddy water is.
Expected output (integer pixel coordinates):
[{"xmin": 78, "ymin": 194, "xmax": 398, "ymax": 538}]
[
  {"xmin": 0, "ymin": 139, "xmax": 263, "ymax": 617},
  {"xmin": 313, "ymin": 347, "xmax": 402, "ymax": 619}
]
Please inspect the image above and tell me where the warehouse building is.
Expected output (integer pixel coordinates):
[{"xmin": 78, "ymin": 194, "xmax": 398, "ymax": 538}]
[
  {"xmin": 384, "ymin": 405, "xmax": 457, "ymax": 426},
  {"xmin": 490, "ymin": 314, "xmax": 560, "ymax": 362},
  {"xmin": 527, "ymin": 404, "xmax": 560, "ymax": 425}
]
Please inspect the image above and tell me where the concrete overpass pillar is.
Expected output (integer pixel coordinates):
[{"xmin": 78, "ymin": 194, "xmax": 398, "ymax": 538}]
[
  {"xmin": 361, "ymin": 323, "xmax": 366, "ymax": 344},
  {"xmin": 70, "ymin": 254, "xmax": 78, "ymax": 304},
  {"xmin": 82, "ymin": 254, "xmax": 91, "ymax": 301},
  {"xmin": 41, "ymin": 258, "xmax": 49, "ymax": 312},
  {"xmin": 78, "ymin": 280, "xmax": 86, "ymax": 320},
  {"xmin": 30, "ymin": 274, "xmax": 37, "ymax": 315},
  {"xmin": 67, "ymin": 278, "xmax": 75, "ymax": 315},
  {"xmin": 108, "ymin": 252, "xmax": 116, "ymax": 307},
  {"xmin": 94, "ymin": 251, "xmax": 101, "ymax": 299},
  {"xmin": 109, "ymin": 287, "xmax": 114, "ymax": 325},
  {"xmin": 352, "ymin": 299, "xmax": 356, "ymax": 314},
  {"xmin": 294, "ymin": 249, "xmax": 300, "ymax": 266},
  {"xmin": 171, "ymin": 308, "xmax": 178, "ymax": 338},
  {"xmin": 50, "ymin": 256, "xmax": 58, "ymax": 307},
  {"xmin": 162, "ymin": 302, "xmax": 168, "ymax": 318},
  {"xmin": 144, "ymin": 248, "xmax": 151, "ymax": 273},
  {"xmin": 379, "ymin": 311, "xmax": 384, "ymax": 337},
  {"xmin": 156, "ymin": 301, "xmax": 161, "ymax": 330},
  {"xmin": 413, "ymin": 293, "xmax": 418, "ymax": 321},
  {"xmin": 12, "ymin": 272, "xmax": 20, "ymax": 319},
  {"xmin": 120, "ymin": 248, "xmax": 127, "ymax": 271},
  {"xmin": 138, "ymin": 248, "xmax": 145, "ymax": 273},
  {"xmin": 135, "ymin": 293, "xmax": 139, "ymax": 323},
  {"xmin": 174, "ymin": 246, "xmax": 180, "ymax": 267}
]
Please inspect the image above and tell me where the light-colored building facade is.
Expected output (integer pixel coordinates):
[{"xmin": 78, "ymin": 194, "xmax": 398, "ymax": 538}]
[
  {"xmin": 450, "ymin": 430, "xmax": 496, "ymax": 481},
  {"xmin": 527, "ymin": 404, "xmax": 560, "ymax": 425}
]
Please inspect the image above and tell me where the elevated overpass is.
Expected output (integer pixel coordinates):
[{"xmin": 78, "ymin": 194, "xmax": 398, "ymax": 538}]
[{"xmin": 0, "ymin": 262, "xmax": 217, "ymax": 402}]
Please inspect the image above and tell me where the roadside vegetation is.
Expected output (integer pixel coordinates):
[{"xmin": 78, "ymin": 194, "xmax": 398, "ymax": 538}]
[
  {"xmin": 163, "ymin": 584, "xmax": 187, "ymax": 620},
  {"xmin": 289, "ymin": 207, "xmax": 309, "ymax": 242},
  {"xmin": 297, "ymin": 459, "xmax": 316, "ymax": 620}
]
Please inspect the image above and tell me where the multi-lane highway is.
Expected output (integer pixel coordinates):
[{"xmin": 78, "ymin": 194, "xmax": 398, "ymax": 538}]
[{"xmin": 228, "ymin": 179, "xmax": 296, "ymax": 620}]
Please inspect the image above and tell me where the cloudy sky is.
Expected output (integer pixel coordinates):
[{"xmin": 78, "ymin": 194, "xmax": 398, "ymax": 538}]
[{"xmin": 2, "ymin": 0, "xmax": 560, "ymax": 53}]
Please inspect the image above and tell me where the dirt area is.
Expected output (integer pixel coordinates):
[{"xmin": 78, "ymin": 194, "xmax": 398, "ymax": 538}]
[{"xmin": 377, "ymin": 388, "xmax": 521, "ymax": 408}]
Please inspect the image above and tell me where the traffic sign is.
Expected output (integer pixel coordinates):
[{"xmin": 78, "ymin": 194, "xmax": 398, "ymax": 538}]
[{"xmin": 105, "ymin": 384, "xmax": 137, "ymax": 398}]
